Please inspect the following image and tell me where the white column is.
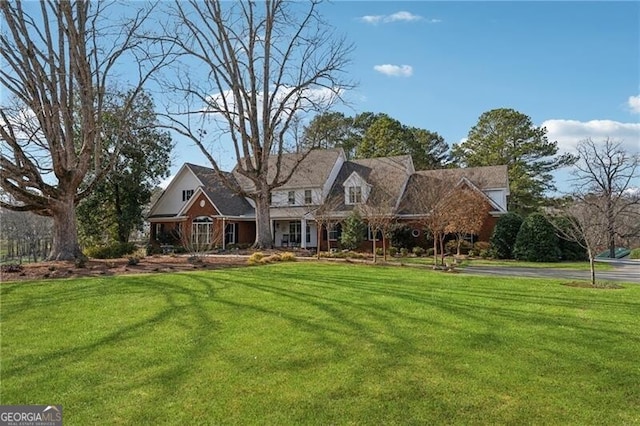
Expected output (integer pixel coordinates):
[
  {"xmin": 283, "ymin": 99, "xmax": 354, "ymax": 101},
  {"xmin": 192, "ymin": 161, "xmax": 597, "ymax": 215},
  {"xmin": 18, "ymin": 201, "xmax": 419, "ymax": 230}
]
[
  {"xmin": 301, "ymin": 218, "xmax": 307, "ymax": 249},
  {"xmin": 222, "ymin": 217, "xmax": 226, "ymax": 250}
]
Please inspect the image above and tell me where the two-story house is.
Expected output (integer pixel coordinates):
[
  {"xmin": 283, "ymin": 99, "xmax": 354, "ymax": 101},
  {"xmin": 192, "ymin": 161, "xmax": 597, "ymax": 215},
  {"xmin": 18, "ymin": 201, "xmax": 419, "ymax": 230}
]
[{"xmin": 147, "ymin": 148, "xmax": 509, "ymax": 250}]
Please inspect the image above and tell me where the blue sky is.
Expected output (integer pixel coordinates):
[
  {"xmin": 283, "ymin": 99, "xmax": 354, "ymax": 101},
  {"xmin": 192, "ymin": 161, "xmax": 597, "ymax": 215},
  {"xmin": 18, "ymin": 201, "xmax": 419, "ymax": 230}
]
[{"xmin": 166, "ymin": 1, "xmax": 639, "ymax": 193}]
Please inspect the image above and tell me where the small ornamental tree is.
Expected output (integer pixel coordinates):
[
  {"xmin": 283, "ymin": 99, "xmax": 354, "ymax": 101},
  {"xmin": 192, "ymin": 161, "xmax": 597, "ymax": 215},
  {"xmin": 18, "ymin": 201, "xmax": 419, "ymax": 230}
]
[
  {"xmin": 341, "ymin": 211, "xmax": 366, "ymax": 251},
  {"xmin": 513, "ymin": 213, "xmax": 560, "ymax": 262},
  {"xmin": 444, "ymin": 186, "xmax": 491, "ymax": 255},
  {"xmin": 490, "ymin": 212, "xmax": 523, "ymax": 259}
]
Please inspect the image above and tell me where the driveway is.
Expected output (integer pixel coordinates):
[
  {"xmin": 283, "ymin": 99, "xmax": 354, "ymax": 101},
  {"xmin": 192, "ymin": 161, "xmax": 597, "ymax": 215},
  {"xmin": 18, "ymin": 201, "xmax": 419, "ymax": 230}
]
[{"xmin": 461, "ymin": 261, "xmax": 640, "ymax": 284}]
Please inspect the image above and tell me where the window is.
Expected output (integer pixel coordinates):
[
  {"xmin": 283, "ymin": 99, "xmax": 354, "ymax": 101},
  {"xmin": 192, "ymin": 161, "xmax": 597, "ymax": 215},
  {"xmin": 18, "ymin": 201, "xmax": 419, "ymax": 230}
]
[
  {"xmin": 328, "ymin": 223, "xmax": 341, "ymax": 241},
  {"xmin": 367, "ymin": 226, "xmax": 383, "ymax": 241},
  {"xmin": 288, "ymin": 191, "xmax": 296, "ymax": 205},
  {"xmin": 191, "ymin": 216, "xmax": 213, "ymax": 246},
  {"xmin": 304, "ymin": 190, "xmax": 312, "ymax": 205},
  {"xmin": 269, "ymin": 192, "xmax": 273, "ymax": 205},
  {"xmin": 306, "ymin": 223, "xmax": 311, "ymax": 243},
  {"xmin": 182, "ymin": 189, "xmax": 194, "ymax": 202},
  {"xmin": 289, "ymin": 221, "xmax": 301, "ymax": 244},
  {"xmin": 348, "ymin": 186, "xmax": 362, "ymax": 204}
]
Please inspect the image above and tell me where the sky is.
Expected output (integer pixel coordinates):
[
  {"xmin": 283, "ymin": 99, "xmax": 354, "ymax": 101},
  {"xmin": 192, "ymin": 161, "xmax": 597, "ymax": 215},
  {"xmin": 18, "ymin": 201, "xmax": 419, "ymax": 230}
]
[
  {"xmin": 163, "ymin": 1, "xmax": 640, "ymax": 193},
  {"xmin": 2, "ymin": 1, "xmax": 637, "ymax": 194}
]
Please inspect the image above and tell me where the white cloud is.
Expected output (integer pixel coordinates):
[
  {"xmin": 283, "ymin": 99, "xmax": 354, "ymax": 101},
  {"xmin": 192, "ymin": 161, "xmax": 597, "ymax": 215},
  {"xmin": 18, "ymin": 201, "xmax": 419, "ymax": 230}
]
[
  {"xmin": 360, "ymin": 15, "xmax": 383, "ymax": 24},
  {"xmin": 359, "ymin": 11, "xmax": 437, "ymax": 24},
  {"xmin": 373, "ymin": 64, "xmax": 413, "ymax": 77},
  {"xmin": 541, "ymin": 119, "xmax": 640, "ymax": 155},
  {"xmin": 385, "ymin": 11, "xmax": 422, "ymax": 23},
  {"xmin": 628, "ymin": 95, "xmax": 640, "ymax": 114}
]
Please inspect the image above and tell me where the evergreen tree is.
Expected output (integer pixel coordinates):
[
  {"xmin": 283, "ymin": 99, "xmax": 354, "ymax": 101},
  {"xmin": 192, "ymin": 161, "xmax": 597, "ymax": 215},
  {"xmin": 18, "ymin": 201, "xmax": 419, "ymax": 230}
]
[
  {"xmin": 451, "ymin": 108, "xmax": 577, "ymax": 215},
  {"xmin": 490, "ymin": 212, "xmax": 523, "ymax": 259},
  {"xmin": 513, "ymin": 213, "xmax": 560, "ymax": 262},
  {"xmin": 340, "ymin": 210, "xmax": 366, "ymax": 251},
  {"xmin": 78, "ymin": 91, "xmax": 172, "ymax": 245}
]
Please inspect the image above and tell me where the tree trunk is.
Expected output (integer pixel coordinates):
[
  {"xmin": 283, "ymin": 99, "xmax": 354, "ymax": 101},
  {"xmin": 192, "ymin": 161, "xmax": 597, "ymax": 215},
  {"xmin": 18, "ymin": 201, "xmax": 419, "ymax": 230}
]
[
  {"xmin": 372, "ymin": 237, "xmax": 377, "ymax": 263},
  {"xmin": 607, "ymin": 198, "xmax": 615, "ymax": 258},
  {"xmin": 317, "ymin": 223, "xmax": 321, "ymax": 260},
  {"xmin": 49, "ymin": 197, "xmax": 82, "ymax": 260},
  {"xmin": 253, "ymin": 191, "xmax": 273, "ymax": 249}
]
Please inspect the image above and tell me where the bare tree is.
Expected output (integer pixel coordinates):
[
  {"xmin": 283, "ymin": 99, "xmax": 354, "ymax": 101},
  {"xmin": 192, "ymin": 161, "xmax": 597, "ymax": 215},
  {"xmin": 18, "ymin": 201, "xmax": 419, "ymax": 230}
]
[
  {"xmin": 0, "ymin": 209, "xmax": 52, "ymax": 263},
  {"xmin": 547, "ymin": 198, "xmax": 608, "ymax": 286},
  {"xmin": 358, "ymin": 189, "xmax": 397, "ymax": 263},
  {"xmin": 0, "ymin": 1, "xmax": 166, "ymax": 259},
  {"xmin": 572, "ymin": 138, "xmax": 639, "ymax": 258},
  {"xmin": 158, "ymin": 0, "xmax": 353, "ymax": 248},
  {"xmin": 311, "ymin": 194, "xmax": 343, "ymax": 259}
]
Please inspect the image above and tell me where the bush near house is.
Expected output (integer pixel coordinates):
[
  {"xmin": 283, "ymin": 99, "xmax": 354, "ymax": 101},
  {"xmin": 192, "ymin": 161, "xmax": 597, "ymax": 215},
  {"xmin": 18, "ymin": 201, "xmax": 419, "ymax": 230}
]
[
  {"xmin": 490, "ymin": 212, "xmax": 523, "ymax": 259},
  {"xmin": 513, "ymin": 213, "xmax": 560, "ymax": 262},
  {"xmin": 630, "ymin": 248, "xmax": 640, "ymax": 259},
  {"xmin": 84, "ymin": 242, "xmax": 137, "ymax": 259}
]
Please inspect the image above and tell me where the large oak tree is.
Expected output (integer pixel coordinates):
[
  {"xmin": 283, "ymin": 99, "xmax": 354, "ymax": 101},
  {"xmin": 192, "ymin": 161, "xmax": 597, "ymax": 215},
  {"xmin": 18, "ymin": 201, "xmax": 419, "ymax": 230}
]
[
  {"xmin": 160, "ymin": 0, "xmax": 353, "ymax": 248},
  {"xmin": 0, "ymin": 1, "xmax": 165, "ymax": 259}
]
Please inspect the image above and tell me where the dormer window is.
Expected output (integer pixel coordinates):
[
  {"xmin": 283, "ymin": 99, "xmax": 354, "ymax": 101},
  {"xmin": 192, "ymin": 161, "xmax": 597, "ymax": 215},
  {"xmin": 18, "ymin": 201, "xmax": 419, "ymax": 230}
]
[
  {"xmin": 182, "ymin": 189, "xmax": 194, "ymax": 202},
  {"xmin": 288, "ymin": 191, "xmax": 295, "ymax": 205},
  {"xmin": 304, "ymin": 190, "xmax": 312, "ymax": 205},
  {"xmin": 348, "ymin": 186, "xmax": 362, "ymax": 204}
]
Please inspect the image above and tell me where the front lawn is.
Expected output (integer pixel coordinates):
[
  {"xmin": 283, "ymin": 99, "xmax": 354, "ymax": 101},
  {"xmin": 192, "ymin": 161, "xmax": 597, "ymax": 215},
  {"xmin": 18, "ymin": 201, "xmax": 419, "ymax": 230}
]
[{"xmin": 1, "ymin": 263, "xmax": 638, "ymax": 424}]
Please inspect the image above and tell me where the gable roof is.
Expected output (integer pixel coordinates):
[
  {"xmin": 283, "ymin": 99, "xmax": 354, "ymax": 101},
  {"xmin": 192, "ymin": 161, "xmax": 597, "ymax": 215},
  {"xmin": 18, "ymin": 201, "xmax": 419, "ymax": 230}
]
[
  {"xmin": 327, "ymin": 155, "xmax": 415, "ymax": 211},
  {"xmin": 232, "ymin": 148, "xmax": 344, "ymax": 192},
  {"xmin": 186, "ymin": 164, "xmax": 254, "ymax": 217},
  {"xmin": 398, "ymin": 165, "xmax": 509, "ymax": 215}
]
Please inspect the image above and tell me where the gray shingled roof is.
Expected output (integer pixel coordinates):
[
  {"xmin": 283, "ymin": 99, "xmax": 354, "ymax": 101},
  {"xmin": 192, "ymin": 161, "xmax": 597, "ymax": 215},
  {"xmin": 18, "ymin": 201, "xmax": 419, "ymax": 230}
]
[
  {"xmin": 232, "ymin": 148, "xmax": 344, "ymax": 192},
  {"xmin": 327, "ymin": 155, "xmax": 414, "ymax": 211},
  {"xmin": 412, "ymin": 165, "xmax": 508, "ymax": 189},
  {"xmin": 398, "ymin": 165, "xmax": 509, "ymax": 215},
  {"xmin": 186, "ymin": 164, "xmax": 255, "ymax": 217}
]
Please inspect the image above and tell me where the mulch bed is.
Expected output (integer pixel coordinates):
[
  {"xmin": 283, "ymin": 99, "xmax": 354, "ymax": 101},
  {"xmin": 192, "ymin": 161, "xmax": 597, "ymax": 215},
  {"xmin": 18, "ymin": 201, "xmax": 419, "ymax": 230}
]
[{"xmin": 0, "ymin": 255, "xmax": 249, "ymax": 283}]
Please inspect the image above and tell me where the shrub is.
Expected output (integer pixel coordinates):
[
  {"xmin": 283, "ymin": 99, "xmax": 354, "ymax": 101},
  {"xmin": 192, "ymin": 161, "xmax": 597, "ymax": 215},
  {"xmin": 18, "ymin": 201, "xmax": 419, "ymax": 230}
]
[
  {"xmin": 341, "ymin": 211, "xmax": 366, "ymax": 251},
  {"xmin": 388, "ymin": 247, "xmax": 398, "ymax": 257},
  {"xmin": 74, "ymin": 256, "xmax": 87, "ymax": 268},
  {"xmin": 375, "ymin": 247, "xmax": 384, "ymax": 256},
  {"xmin": 412, "ymin": 246, "xmax": 425, "ymax": 257},
  {"xmin": 513, "ymin": 213, "xmax": 560, "ymax": 262},
  {"xmin": 445, "ymin": 239, "xmax": 473, "ymax": 255},
  {"xmin": 84, "ymin": 242, "xmax": 137, "ymax": 259},
  {"xmin": 473, "ymin": 241, "xmax": 491, "ymax": 252},
  {"xmin": 490, "ymin": 212, "xmax": 523, "ymax": 259},
  {"xmin": 425, "ymin": 248, "xmax": 434, "ymax": 257},
  {"xmin": 630, "ymin": 248, "xmax": 640, "ymax": 259},
  {"xmin": 247, "ymin": 252, "xmax": 265, "ymax": 265},
  {"xmin": 400, "ymin": 248, "xmax": 409, "ymax": 257},
  {"xmin": 127, "ymin": 257, "xmax": 140, "ymax": 266},
  {"xmin": 279, "ymin": 252, "xmax": 297, "ymax": 262},
  {"xmin": 389, "ymin": 224, "xmax": 414, "ymax": 249}
]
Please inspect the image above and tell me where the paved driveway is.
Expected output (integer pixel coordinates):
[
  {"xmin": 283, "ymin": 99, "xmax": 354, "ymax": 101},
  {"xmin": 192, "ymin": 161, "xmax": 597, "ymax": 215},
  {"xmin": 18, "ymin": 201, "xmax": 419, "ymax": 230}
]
[{"xmin": 461, "ymin": 261, "xmax": 640, "ymax": 284}]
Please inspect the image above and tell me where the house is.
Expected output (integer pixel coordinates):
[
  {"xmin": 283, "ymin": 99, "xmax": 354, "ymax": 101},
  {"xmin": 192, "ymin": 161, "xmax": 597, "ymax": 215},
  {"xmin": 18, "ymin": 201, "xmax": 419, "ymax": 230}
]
[{"xmin": 147, "ymin": 148, "xmax": 509, "ymax": 250}]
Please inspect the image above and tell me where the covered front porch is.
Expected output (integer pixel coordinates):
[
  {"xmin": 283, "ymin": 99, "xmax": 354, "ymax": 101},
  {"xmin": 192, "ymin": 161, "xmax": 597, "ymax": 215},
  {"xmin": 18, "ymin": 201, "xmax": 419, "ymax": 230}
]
[{"xmin": 271, "ymin": 218, "xmax": 318, "ymax": 249}]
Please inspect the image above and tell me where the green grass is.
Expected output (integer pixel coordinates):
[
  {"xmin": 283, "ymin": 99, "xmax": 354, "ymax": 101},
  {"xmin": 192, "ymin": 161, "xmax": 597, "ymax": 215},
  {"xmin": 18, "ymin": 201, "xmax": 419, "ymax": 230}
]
[
  {"xmin": 1, "ymin": 263, "xmax": 639, "ymax": 425},
  {"xmin": 390, "ymin": 256, "xmax": 614, "ymax": 270}
]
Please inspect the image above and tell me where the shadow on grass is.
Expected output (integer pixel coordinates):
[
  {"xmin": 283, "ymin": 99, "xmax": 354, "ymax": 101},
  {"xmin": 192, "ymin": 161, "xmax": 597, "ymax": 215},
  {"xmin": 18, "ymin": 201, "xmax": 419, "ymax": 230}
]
[{"xmin": 1, "ymin": 264, "xmax": 639, "ymax": 423}]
